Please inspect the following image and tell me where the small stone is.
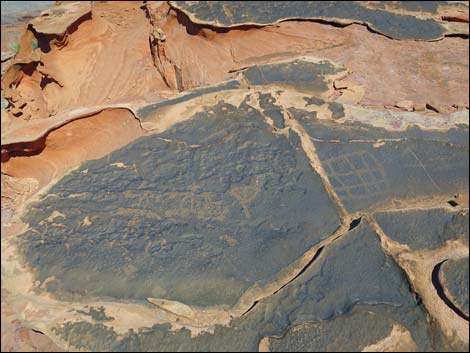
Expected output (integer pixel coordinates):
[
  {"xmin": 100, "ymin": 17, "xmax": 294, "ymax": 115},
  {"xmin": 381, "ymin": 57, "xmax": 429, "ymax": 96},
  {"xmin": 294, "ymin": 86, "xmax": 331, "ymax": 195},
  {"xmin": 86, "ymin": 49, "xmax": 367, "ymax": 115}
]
[
  {"xmin": 414, "ymin": 103, "xmax": 426, "ymax": 112},
  {"xmin": 151, "ymin": 28, "xmax": 166, "ymax": 42},
  {"xmin": 394, "ymin": 100, "xmax": 414, "ymax": 112}
]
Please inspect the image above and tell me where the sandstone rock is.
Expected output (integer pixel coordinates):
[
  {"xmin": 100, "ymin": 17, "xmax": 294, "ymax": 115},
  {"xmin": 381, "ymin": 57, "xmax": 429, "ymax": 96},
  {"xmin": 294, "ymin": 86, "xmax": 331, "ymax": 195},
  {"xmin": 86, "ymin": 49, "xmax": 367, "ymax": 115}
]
[{"xmin": 395, "ymin": 100, "xmax": 415, "ymax": 111}]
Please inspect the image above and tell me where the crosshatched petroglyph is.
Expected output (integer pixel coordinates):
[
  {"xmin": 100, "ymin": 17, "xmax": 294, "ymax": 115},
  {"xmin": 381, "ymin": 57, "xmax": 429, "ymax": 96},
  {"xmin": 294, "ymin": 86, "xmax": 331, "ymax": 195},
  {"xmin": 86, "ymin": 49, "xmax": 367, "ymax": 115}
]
[{"xmin": 322, "ymin": 151, "xmax": 389, "ymax": 201}]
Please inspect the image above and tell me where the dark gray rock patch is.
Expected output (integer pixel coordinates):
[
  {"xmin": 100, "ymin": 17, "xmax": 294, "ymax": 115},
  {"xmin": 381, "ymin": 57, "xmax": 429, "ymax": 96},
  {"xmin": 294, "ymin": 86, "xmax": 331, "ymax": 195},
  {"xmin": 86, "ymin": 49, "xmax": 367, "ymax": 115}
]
[
  {"xmin": 290, "ymin": 107, "xmax": 470, "ymax": 146},
  {"xmin": 52, "ymin": 220, "xmax": 432, "ymax": 351},
  {"xmin": 76, "ymin": 306, "xmax": 115, "ymax": 322},
  {"xmin": 374, "ymin": 209, "xmax": 469, "ymax": 251},
  {"xmin": 258, "ymin": 92, "xmax": 285, "ymax": 129},
  {"xmin": 172, "ymin": 1, "xmax": 447, "ymax": 40},
  {"xmin": 268, "ymin": 305, "xmax": 405, "ymax": 352},
  {"xmin": 242, "ymin": 59, "xmax": 345, "ymax": 95},
  {"xmin": 440, "ymin": 257, "xmax": 469, "ymax": 318},
  {"xmin": 303, "ymin": 96, "xmax": 325, "ymax": 106},
  {"xmin": 137, "ymin": 79, "xmax": 240, "ymax": 123},
  {"xmin": 328, "ymin": 101, "xmax": 345, "ymax": 119},
  {"xmin": 313, "ymin": 137, "xmax": 469, "ymax": 212},
  {"xmin": 19, "ymin": 100, "xmax": 340, "ymax": 307}
]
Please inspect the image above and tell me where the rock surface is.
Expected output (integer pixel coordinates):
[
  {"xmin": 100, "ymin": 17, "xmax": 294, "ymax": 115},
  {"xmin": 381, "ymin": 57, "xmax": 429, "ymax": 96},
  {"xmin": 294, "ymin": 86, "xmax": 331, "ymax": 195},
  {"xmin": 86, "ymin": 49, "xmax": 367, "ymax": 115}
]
[
  {"xmin": 440, "ymin": 257, "xmax": 469, "ymax": 319},
  {"xmin": 1, "ymin": 1, "xmax": 469, "ymax": 352},
  {"xmin": 170, "ymin": 1, "xmax": 465, "ymax": 39}
]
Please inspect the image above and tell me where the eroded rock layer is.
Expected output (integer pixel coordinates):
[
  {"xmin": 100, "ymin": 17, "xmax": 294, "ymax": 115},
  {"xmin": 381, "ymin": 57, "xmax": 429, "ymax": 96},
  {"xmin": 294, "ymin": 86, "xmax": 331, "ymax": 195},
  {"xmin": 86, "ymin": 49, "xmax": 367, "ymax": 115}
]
[{"xmin": 170, "ymin": 1, "xmax": 460, "ymax": 40}]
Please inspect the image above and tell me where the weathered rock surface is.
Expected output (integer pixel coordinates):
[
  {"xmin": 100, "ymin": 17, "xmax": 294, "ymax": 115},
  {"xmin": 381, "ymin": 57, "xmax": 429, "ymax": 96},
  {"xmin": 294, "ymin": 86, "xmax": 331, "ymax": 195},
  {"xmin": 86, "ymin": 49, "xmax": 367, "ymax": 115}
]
[
  {"xmin": 169, "ymin": 1, "xmax": 465, "ymax": 40},
  {"xmin": 1, "ymin": 1, "xmax": 469, "ymax": 352},
  {"xmin": 374, "ymin": 208, "xmax": 469, "ymax": 251},
  {"xmin": 439, "ymin": 257, "xmax": 469, "ymax": 319},
  {"xmin": 2, "ymin": 1, "xmax": 469, "ymax": 140},
  {"xmin": 289, "ymin": 106, "xmax": 469, "ymax": 211},
  {"xmin": 29, "ymin": 1, "xmax": 91, "ymax": 36},
  {"xmin": 46, "ymin": 221, "xmax": 433, "ymax": 351},
  {"xmin": 19, "ymin": 100, "xmax": 341, "ymax": 306}
]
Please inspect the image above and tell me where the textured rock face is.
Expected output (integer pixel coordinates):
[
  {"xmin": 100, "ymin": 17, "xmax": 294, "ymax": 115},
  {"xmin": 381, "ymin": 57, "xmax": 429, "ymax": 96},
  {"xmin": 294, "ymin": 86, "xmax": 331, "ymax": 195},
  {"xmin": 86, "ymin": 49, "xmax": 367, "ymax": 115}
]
[
  {"xmin": 19, "ymin": 100, "xmax": 341, "ymax": 306},
  {"xmin": 170, "ymin": 1, "xmax": 460, "ymax": 39},
  {"xmin": 374, "ymin": 208, "xmax": 469, "ymax": 251},
  {"xmin": 49, "ymin": 221, "xmax": 433, "ymax": 351},
  {"xmin": 1, "ymin": 1, "xmax": 469, "ymax": 352},
  {"xmin": 291, "ymin": 108, "xmax": 469, "ymax": 212},
  {"xmin": 440, "ymin": 258, "xmax": 470, "ymax": 318}
]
